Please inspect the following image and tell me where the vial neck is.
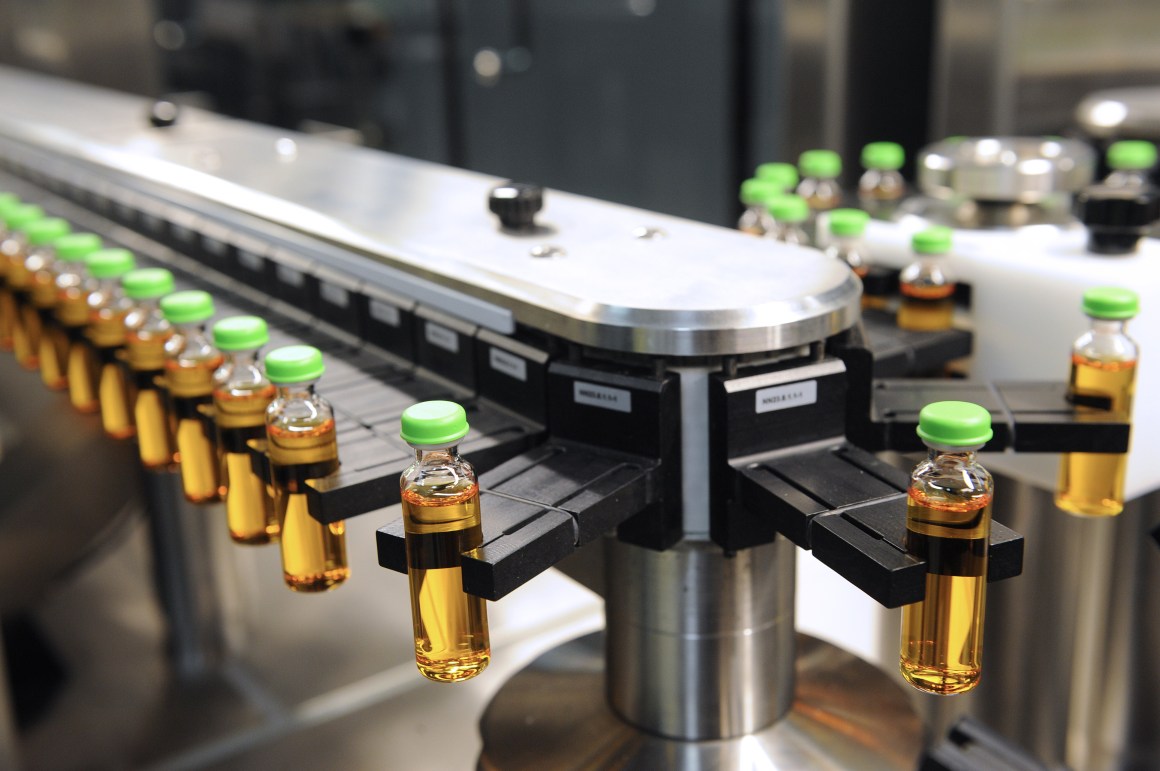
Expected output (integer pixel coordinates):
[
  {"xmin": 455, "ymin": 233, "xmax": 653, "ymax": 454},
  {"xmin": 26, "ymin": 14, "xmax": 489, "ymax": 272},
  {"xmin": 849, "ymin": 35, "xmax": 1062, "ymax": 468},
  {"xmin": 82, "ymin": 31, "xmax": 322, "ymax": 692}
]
[
  {"xmin": 1090, "ymin": 318, "xmax": 1128, "ymax": 336},
  {"xmin": 275, "ymin": 381, "xmax": 318, "ymax": 402},
  {"xmin": 227, "ymin": 348, "xmax": 261, "ymax": 369},
  {"xmin": 927, "ymin": 447, "xmax": 978, "ymax": 463},
  {"xmin": 55, "ymin": 259, "xmax": 86, "ymax": 278},
  {"xmin": 415, "ymin": 445, "xmax": 461, "ymax": 464},
  {"xmin": 97, "ymin": 277, "xmax": 120, "ymax": 296}
]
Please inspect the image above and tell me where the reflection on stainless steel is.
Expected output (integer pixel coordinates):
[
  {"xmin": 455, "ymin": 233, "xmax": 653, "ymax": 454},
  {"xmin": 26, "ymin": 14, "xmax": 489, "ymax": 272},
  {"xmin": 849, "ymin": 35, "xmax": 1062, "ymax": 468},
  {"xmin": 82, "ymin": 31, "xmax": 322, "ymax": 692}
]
[
  {"xmin": 479, "ymin": 631, "xmax": 921, "ymax": 771},
  {"xmin": 913, "ymin": 473, "xmax": 1160, "ymax": 770},
  {"xmin": 605, "ymin": 538, "xmax": 796, "ymax": 741},
  {"xmin": 918, "ymin": 137, "xmax": 1094, "ymax": 204},
  {"xmin": 1076, "ymin": 87, "xmax": 1160, "ymax": 141}
]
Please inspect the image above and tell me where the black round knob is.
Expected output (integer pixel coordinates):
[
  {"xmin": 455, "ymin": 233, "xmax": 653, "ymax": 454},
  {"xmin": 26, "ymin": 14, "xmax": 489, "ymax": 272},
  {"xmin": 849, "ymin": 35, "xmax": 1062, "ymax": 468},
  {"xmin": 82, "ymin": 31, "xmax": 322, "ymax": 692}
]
[
  {"xmin": 1075, "ymin": 183, "xmax": 1160, "ymax": 255},
  {"xmin": 149, "ymin": 100, "xmax": 179, "ymax": 128},
  {"xmin": 489, "ymin": 181, "xmax": 543, "ymax": 232}
]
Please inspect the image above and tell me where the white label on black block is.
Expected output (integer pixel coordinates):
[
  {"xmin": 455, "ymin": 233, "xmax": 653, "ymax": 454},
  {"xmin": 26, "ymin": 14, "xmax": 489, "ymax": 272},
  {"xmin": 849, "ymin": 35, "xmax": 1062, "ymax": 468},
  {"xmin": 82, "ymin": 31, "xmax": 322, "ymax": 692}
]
[
  {"xmin": 574, "ymin": 381, "xmax": 632, "ymax": 413},
  {"xmin": 276, "ymin": 263, "xmax": 304, "ymax": 287},
  {"xmin": 238, "ymin": 250, "xmax": 264, "ymax": 272},
  {"xmin": 755, "ymin": 380, "xmax": 817, "ymax": 414},
  {"xmin": 425, "ymin": 322, "xmax": 459, "ymax": 353},
  {"xmin": 489, "ymin": 348, "xmax": 527, "ymax": 382},
  {"xmin": 369, "ymin": 299, "xmax": 401, "ymax": 327},
  {"xmin": 320, "ymin": 283, "xmax": 349, "ymax": 308}
]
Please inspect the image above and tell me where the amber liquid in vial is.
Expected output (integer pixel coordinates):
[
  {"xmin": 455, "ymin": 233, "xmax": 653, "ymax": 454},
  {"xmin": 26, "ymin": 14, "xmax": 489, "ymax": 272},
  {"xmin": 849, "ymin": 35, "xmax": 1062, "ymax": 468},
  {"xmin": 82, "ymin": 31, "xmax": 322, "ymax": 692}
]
[
  {"xmin": 268, "ymin": 419, "xmax": 348, "ymax": 591},
  {"xmin": 1056, "ymin": 355, "xmax": 1136, "ymax": 516},
  {"xmin": 166, "ymin": 354, "xmax": 224, "ymax": 503},
  {"xmin": 89, "ymin": 312, "xmax": 134, "ymax": 438},
  {"xmin": 900, "ymin": 486, "xmax": 990, "ymax": 695},
  {"xmin": 16, "ymin": 303, "xmax": 41, "ymax": 369},
  {"xmin": 898, "ymin": 282, "xmax": 955, "ymax": 331},
  {"xmin": 66, "ymin": 335, "xmax": 99, "ymax": 412},
  {"xmin": 402, "ymin": 479, "xmax": 490, "ymax": 683},
  {"xmin": 40, "ymin": 325, "xmax": 68, "ymax": 390},
  {"xmin": 216, "ymin": 384, "xmax": 278, "ymax": 544},
  {"xmin": 127, "ymin": 329, "xmax": 174, "ymax": 467}
]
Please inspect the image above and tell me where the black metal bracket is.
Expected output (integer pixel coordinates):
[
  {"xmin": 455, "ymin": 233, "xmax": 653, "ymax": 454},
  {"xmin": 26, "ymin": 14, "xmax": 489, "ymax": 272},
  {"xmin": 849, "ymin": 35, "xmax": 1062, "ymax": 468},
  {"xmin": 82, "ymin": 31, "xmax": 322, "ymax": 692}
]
[
  {"xmin": 734, "ymin": 442, "xmax": 1023, "ymax": 608},
  {"xmin": 834, "ymin": 335, "xmax": 1131, "ymax": 454},
  {"xmin": 376, "ymin": 442, "xmax": 659, "ymax": 600},
  {"xmin": 860, "ymin": 308, "xmax": 974, "ymax": 377}
]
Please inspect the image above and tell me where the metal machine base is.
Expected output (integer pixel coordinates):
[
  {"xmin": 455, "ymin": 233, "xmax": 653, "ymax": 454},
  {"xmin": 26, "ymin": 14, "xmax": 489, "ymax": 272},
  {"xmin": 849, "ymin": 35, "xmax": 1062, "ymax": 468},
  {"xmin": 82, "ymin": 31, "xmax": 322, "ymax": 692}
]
[{"xmin": 477, "ymin": 632, "xmax": 922, "ymax": 770}]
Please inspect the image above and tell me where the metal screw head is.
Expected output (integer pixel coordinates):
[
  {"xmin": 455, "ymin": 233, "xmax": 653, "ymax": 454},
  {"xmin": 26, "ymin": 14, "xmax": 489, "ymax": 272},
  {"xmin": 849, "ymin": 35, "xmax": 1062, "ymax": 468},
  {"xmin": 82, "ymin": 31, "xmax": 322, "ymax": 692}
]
[{"xmin": 490, "ymin": 181, "xmax": 544, "ymax": 232}]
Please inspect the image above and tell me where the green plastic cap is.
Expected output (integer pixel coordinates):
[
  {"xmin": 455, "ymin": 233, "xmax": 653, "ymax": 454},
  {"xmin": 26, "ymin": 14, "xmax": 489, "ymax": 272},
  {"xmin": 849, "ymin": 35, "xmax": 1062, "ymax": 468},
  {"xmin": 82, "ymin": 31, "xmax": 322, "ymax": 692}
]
[
  {"xmin": 160, "ymin": 290, "xmax": 214, "ymax": 324},
  {"xmin": 84, "ymin": 248, "xmax": 135, "ymax": 279},
  {"xmin": 740, "ymin": 178, "xmax": 781, "ymax": 206},
  {"xmin": 767, "ymin": 194, "xmax": 809, "ymax": 223},
  {"xmin": 213, "ymin": 316, "xmax": 269, "ymax": 351},
  {"xmin": 122, "ymin": 268, "xmax": 175, "ymax": 300},
  {"xmin": 799, "ymin": 149, "xmax": 842, "ymax": 179},
  {"xmin": 24, "ymin": 217, "xmax": 71, "ymax": 246},
  {"xmin": 1107, "ymin": 140, "xmax": 1157, "ymax": 171},
  {"xmin": 1082, "ymin": 286, "xmax": 1139, "ymax": 319},
  {"xmin": 1, "ymin": 203, "xmax": 44, "ymax": 230},
  {"xmin": 912, "ymin": 226, "xmax": 953, "ymax": 255},
  {"xmin": 400, "ymin": 400, "xmax": 470, "ymax": 447},
  {"xmin": 916, "ymin": 401, "xmax": 993, "ymax": 448},
  {"xmin": 0, "ymin": 193, "xmax": 20, "ymax": 218},
  {"xmin": 755, "ymin": 162, "xmax": 799, "ymax": 190},
  {"xmin": 54, "ymin": 233, "xmax": 103, "ymax": 261},
  {"xmin": 829, "ymin": 208, "xmax": 871, "ymax": 237},
  {"xmin": 264, "ymin": 345, "xmax": 324, "ymax": 383},
  {"xmin": 861, "ymin": 141, "xmax": 905, "ymax": 171}
]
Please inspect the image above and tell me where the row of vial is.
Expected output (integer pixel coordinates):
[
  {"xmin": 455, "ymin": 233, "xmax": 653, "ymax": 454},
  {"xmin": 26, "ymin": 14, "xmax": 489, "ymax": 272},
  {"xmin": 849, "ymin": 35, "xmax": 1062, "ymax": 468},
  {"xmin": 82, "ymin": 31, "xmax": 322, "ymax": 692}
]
[{"xmin": 0, "ymin": 194, "xmax": 490, "ymax": 683}]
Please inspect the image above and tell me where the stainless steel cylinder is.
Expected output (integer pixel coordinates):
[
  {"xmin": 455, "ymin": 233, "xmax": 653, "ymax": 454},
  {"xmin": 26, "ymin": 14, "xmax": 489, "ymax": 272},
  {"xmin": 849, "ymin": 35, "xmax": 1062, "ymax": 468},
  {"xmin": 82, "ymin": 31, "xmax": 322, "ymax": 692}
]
[{"xmin": 604, "ymin": 536, "xmax": 796, "ymax": 741}]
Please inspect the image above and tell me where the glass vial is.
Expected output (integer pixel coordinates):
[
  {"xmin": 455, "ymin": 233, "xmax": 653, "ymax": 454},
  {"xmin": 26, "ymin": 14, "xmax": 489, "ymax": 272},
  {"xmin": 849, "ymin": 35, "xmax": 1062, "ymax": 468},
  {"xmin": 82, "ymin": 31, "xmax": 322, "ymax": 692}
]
[
  {"xmin": 796, "ymin": 149, "xmax": 843, "ymax": 213},
  {"xmin": 123, "ymin": 269, "xmax": 176, "ymax": 468},
  {"xmin": 0, "ymin": 204, "xmax": 45, "ymax": 352},
  {"xmin": 737, "ymin": 178, "xmax": 779, "ymax": 236},
  {"xmin": 858, "ymin": 141, "xmax": 906, "ymax": 220},
  {"xmin": 161, "ymin": 290, "xmax": 223, "ymax": 503},
  {"xmin": 212, "ymin": 316, "xmax": 278, "ymax": 545},
  {"xmin": 51, "ymin": 234, "xmax": 104, "ymax": 407},
  {"xmin": 1104, "ymin": 140, "xmax": 1156, "ymax": 189},
  {"xmin": 901, "ymin": 401, "xmax": 994, "ymax": 695},
  {"xmin": 755, "ymin": 162, "xmax": 799, "ymax": 193},
  {"xmin": 1056, "ymin": 287, "xmax": 1139, "ymax": 517},
  {"xmin": 15, "ymin": 217, "xmax": 71, "ymax": 371},
  {"xmin": 898, "ymin": 226, "xmax": 956, "ymax": 331},
  {"xmin": 399, "ymin": 400, "xmax": 490, "ymax": 683},
  {"xmin": 265, "ymin": 345, "xmax": 349, "ymax": 592},
  {"xmin": 765, "ymin": 194, "xmax": 811, "ymax": 246},
  {"xmin": 84, "ymin": 249, "xmax": 137, "ymax": 438},
  {"xmin": 823, "ymin": 208, "xmax": 871, "ymax": 277}
]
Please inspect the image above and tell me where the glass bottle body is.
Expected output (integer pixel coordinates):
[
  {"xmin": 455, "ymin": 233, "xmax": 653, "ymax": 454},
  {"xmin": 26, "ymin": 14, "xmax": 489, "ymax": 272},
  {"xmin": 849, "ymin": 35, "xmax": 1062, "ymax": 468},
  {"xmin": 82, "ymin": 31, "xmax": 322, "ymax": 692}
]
[
  {"xmin": 795, "ymin": 177, "xmax": 843, "ymax": 212},
  {"xmin": 214, "ymin": 349, "xmax": 278, "ymax": 544},
  {"xmin": 767, "ymin": 221, "xmax": 811, "ymax": 246},
  {"xmin": 898, "ymin": 255, "xmax": 955, "ymax": 331},
  {"xmin": 401, "ymin": 445, "xmax": 490, "ymax": 682},
  {"xmin": 824, "ymin": 235, "xmax": 869, "ymax": 277},
  {"xmin": 267, "ymin": 382, "xmax": 348, "ymax": 591},
  {"xmin": 901, "ymin": 448, "xmax": 992, "ymax": 695},
  {"xmin": 87, "ymin": 279, "xmax": 135, "ymax": 438},
  {"xmin": 1056, "ymin": 319, "xmax": 1138, "ymax": 516},
  {"xmin": 1, "ymin": 234, "xmax": 30, "ymax": 353},
  {"xmin": 858, "ymin": 169, "xmax": 906, "ymax": 219},
  {"xmin": 165, "ymin": 321, "xmax": 224, "ymax": 502},
  {"xmin": 16, "ymin": 245, "xmax": 55, "ymax": 370},
  {"xmin": 738, "ymin": 205, "xmax": 774, "ymax": 236},
  {"xmin": 126, "ymin": 300, "xmax": 175, "ymax": 467},
  {"xmin": 46, "ymin": 259, "xmax": 92, "ymax": 394},
  {"xmin": 1105, "ymin": 169, "xmax": 1151, "ymax": 189}
]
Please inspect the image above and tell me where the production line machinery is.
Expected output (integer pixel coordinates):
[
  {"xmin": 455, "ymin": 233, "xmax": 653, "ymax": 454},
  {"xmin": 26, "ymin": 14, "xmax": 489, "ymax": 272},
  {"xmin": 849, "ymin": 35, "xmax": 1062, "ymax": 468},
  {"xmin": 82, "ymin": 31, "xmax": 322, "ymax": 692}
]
[{"xmin": 0, "ymin": 67, "xmax": 1144, "ymax": 769}]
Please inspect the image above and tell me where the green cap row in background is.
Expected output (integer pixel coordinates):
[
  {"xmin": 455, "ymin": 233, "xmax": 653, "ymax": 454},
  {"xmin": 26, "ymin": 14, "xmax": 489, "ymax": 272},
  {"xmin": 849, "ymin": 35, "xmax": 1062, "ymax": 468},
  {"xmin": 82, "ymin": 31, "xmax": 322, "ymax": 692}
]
[
  {"xmin": 1, "ymin": 203, "xmax": 44, "ymax": 230},
  {"xmin": 912, "ymin": 226, "xmax": 953, "ymax": 255},
  {"xmin": 1107, "ymin": 140, "xmax": 1156, "ymax": 172},
  {"xmin": 122, "ymin": 267, "xmax": 174, "ymax": 300},
  {"xmin": 213, "ymin": 315, "xmax": 269, "ymax": 351},
  {"xmin": 85, "ymin": 248, "xmax": 135, "ymax": 279},
  {"xmin": 829, "ymin": 208, "xmax": 870, "ymax": 237},
  {"xmin": 55, "ymin": 233, "xmax": 103, "ymax": 262},
  {"xmin": 768, "ymin": 194, "xmax": 809, "ymax": 224},
  {"xmin": 160, "ymin": 289, "xmax": 214, "ymax": 324},
  {"xmin": 265, "ymin": 344, "xmax": 324, "ymax": 384},
  {"xmin": 24, "ymin": 217, "xmax": 70, "ymax": 246}
]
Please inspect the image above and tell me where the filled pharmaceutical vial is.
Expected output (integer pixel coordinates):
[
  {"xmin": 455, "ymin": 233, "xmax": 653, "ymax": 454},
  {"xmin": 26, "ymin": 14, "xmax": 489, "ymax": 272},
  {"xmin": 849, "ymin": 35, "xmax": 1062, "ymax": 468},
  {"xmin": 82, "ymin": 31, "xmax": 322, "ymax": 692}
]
[
  {"xmin": 268, "ymin": 419, "xmax": 347, "ymax": 591},
  {"xmin": 900, "ymin": 401, "xmax": 993, "ymax": 696},
  {"xmin": 84, "ymin": 248, "xmax": 138, "ymax": 437},
  {"xmin": 1056, "ymin": 355, "xmax": 1136, "ymax": 516},
  {"xmin": 167, "ymin": 357, "xmax": 224, "ymax": 503},
  {"xmin": 96, "ymin": 358, "xmax": 134, "ymax": 438},
  {"xmin": 39, "ymin": 325, "xmax": 69, "ymax": 390},
  {"xmin": 898, "ymin": 282, "xmax": 955, "ymax": 331},
  {"xmin": 133, "ymin": 375, "xmax": 174, "ymax": 468},
  {"xmin": 216, "ymin": 384, "xmax": 279, "ymax": 544},
  {"xmin": 900, "ymin": 487, "xmax": 990, "ymax": 695},
  {"xmin": 15, "ymin": 303, "xmax": 41, "ymax": 369},
  {"xmin": 66, "ymin": 339, "xmax": 99, "ymax": 412},
  {"xmin": 401, "ymin": 480, "xmax": 490, "ymax": 683}
]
